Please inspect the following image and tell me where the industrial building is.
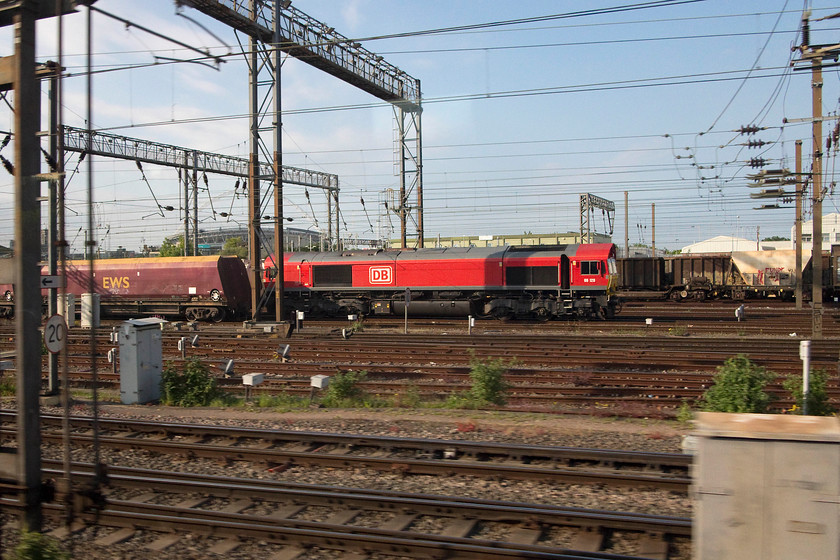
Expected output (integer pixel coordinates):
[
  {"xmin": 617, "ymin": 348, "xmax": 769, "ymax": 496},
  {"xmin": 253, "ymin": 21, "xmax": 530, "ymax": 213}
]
[{"xmin": 791, "ymin": 213, "xmax": 840, "ymax": 253}]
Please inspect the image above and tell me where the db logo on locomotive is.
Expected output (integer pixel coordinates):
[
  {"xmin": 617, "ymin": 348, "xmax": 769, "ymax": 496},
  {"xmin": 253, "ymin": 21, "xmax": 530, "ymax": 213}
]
[{"xmin": 369, "ymin": 266, "xmax": 393, "ymax": 284}]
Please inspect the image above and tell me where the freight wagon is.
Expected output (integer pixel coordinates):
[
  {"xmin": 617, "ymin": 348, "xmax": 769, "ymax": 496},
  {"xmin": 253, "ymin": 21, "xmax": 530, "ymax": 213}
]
[
  {"xmin": 617, "ymin": 248, "xmax": 840, "ymax": 301},
  {"xmin": 0, "ymin": 255, "xmax": 251, "ymax": 322}
]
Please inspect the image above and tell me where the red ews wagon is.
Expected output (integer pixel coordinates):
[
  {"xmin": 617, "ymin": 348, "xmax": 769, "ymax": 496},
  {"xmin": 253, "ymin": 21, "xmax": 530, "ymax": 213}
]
[
  {"xmin": 0, "ymin": 256, "xmax": 251, "ymax": 322},
  {"xmin": 264, "ymin": 243, "xmax": 619, "ymax": 320}
]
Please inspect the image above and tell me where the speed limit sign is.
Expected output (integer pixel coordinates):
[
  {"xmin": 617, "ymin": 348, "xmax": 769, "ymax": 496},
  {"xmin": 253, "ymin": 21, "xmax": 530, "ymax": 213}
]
[{"xmin": 44, "ymin": 314, "xmax": 67, "ymax": 354}]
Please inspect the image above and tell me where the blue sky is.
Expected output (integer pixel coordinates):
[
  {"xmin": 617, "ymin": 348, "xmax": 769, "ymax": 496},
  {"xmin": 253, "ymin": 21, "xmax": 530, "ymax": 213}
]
[{"xmin": 1, "ymin": 0, "xmax": 839, "ymax": 254}]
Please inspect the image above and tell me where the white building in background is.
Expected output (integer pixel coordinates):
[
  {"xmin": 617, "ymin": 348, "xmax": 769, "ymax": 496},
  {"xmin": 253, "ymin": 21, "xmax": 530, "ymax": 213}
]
[
  {"xmin": 790, "ymin": 213, "xmax": 840, "ymax": 253},
  {"xmin": 680, "ymin": 235, "xmax": 770, "ymax": 254}
]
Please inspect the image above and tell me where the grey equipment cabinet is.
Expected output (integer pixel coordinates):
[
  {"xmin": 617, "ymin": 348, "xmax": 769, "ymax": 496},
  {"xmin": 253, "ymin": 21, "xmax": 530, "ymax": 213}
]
[
  {"xmin": 692, "ymin": 412, "xmax": 840, "ymax": 560},
  {"xmin": 118, "ymin": 318, "xmax": 166, "ymax": 404}
]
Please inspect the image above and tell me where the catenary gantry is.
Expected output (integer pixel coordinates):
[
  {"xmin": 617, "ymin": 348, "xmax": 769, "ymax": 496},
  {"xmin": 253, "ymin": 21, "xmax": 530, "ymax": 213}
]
[{"xmin": 62, "ymin": 125, "xmax": 338, "ymax": 190}]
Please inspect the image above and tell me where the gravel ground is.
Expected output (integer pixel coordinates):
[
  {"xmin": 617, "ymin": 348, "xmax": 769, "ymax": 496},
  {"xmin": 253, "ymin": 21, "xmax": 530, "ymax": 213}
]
[{"xmin": 2, "ymin": 401, "xmax": 694, "ymax": 559}]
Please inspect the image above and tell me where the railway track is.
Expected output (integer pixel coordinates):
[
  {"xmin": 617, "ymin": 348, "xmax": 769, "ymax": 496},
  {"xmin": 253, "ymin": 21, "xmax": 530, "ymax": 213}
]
[
  {"xmin": 288, "ymin": 300, "xmax": 840, "ymax": 337},
  {"xmin": 3, "ymin": 412, "xmax": 690, "ymax": 491},
  {"xmin": 1, "ymin": 299, "xmax": 825, "ymax": 559},
  {"xmin": 0, "ymin": 409, "xmax": 691, "ymax": 559},
  {"xmin": 0, "ymin": 304, "xmax": 837, "ymax": 415},
  {"xmin": 0, "ymin": 461, "xmax": 690, "ymax": 559}
]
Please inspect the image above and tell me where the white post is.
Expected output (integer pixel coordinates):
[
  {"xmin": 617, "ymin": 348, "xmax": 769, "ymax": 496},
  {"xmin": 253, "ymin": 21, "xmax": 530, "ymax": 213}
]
[
  {"xmin": 404, "ymin": 288, "xmax": 411, "ymax": 334},
  {"xmin": 800, "ymin": 340, "xmax": 811, "ymax": 415}
]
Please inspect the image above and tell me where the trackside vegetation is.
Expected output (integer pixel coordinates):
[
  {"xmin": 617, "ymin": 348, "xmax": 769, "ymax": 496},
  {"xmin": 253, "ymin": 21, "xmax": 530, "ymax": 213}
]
[
  {"xmin": 7, "ymin": 531, "xmax": 69, "ymax": 560},
  {"xmin": 695, "ymin": 354, "xmax": 835, "ymax": 416},
  {"xmin": 699, "ymin": 354, "xmax": 776, "ymax": 414},
  {"xmin": 70, "ymin": 354, "xmax": 838, "ymax": 418},
  {"xmin": 445, "ymin": 353, "xmax": 514, "ymax": 409},
  {"xmin": 783, "ymin": 368, "xmax": 836, "ymax": 416},
  {"xmin": 160, "ymin": 359, "xmax": 229, "ymax": 407}
]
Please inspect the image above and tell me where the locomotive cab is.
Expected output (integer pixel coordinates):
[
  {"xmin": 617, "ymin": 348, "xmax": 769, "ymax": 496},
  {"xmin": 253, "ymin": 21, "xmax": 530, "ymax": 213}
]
[{"xmin": 570, "ymin": 244, "xmax": 619, "ymax": 318}]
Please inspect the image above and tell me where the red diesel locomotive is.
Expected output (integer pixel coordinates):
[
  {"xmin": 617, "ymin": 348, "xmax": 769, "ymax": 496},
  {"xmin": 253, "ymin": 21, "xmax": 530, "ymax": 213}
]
[{"xmin": 263, "ymin": 243, "xmax": 619, "ymax": 320}]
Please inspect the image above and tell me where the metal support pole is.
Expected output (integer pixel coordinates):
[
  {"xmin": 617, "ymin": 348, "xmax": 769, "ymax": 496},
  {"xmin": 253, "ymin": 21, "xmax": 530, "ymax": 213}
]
[
  {"xmin": 183, "ymin": 154, "xmax": 189, "ymax": 256},
  {"xmin": 47, "ymin": 67, "xmax": 58, "ymax": 394},
  {"xmin": 398, "ymin": 109, "xmax": 407, "ymax": 249},
  {"xmin": 248, "ymin": 21, "xmax": 261, "ymax": 320},
  {"xmin": 274, "ymin": 0, "xmax": 284, "ymax": 324},
  {"xmin": 651, "ymin": 203, "xmax": 656, "ymax": 257},
  {"xmin": 795, "ymin": 140, "xmax": 803, "ymax": 310},
  {"xmin": 811, "ymin": 58, "xmax": 823, "ymax": 339},
  {"xmin": 13, "ymin": 0, "xmax": 43, "ymax": 532},
  {"xmin": 416, "ymin": 109, "xmax": 424, "ymax": 248},
  {"xmin": 56, "ymin": 1, "xmax": 74, "ymax": 528},
  {"xmin": 85, "ymin": 1, "xmax": 104, "ymax": 492},
  {"xmin": 192, "ymin": 151, "xmax": 198, "ymax": 255},
  {"xmin": 327, "ymin": 189, "xmax": 333, "ymax": 250},
  {"xmin": 624, "ymin": 191, "xmax": 629, "ymax": 258}
]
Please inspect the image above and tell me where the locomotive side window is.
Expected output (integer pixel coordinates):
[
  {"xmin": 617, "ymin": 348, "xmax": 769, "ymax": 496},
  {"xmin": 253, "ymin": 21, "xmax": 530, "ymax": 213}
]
[
  {"xmin": 506, "ymin": 267, "xmax": 528, "ymax": 285},
  {"xmin": 506, "ymin": 266, "xmax": 558, "ymax": 285},
  {"xmin": 580, "ymin": 261, "xmax": 602, "ymax": 275},
  {"xmin": 312, "ymin": 265, "xmax": 352, "ymax": 287},
  {"xmin": 532, "ymin": 266, "xmax": 558, "ymax": 285}
]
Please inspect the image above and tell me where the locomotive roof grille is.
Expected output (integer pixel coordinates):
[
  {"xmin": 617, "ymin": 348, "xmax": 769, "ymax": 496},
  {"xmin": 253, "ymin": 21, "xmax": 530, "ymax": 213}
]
[{"xmin": 507, "ymin": 244, "xmax": 572, "ymax": 252}]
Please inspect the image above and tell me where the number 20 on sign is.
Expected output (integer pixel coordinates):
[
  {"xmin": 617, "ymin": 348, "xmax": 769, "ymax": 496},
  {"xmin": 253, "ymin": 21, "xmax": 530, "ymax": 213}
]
[{"xmin": 44, "ymin": 315, "xmax": 67, "ymax": 354}]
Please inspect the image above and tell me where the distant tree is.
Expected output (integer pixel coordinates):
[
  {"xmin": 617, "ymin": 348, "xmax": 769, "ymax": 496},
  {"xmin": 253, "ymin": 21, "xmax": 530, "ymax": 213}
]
[
  {"xmin": 762, "ymin": 236, "xmax": 790, "ymax": 242},
  {"xmin": 158, "ymin": 235, "xmax": 192, "ymax": 257},
  {"xmin": 221, "ymin": 237, "xmax": 248, "ymax": 258}
]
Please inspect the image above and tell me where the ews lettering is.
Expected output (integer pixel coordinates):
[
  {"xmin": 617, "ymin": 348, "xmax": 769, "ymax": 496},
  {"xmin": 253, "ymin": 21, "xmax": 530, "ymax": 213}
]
[{"xmin": 102, "ymin": 276, "xmax": 130, "ymax": 290}]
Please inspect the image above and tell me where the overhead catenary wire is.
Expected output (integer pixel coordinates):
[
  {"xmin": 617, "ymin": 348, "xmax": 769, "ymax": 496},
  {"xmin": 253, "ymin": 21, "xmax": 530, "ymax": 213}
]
[
  {"xmin": 136, "ymin": 160, "xmax": 173, "ymax": 217},
  {"xmin": 3, "ymin": 2, "xmax": 829, "ymax": 254}
]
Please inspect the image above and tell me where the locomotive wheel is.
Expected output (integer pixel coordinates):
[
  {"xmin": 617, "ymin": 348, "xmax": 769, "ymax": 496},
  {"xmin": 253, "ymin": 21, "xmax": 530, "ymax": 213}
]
[
  {"xmin": 492, "ymin": 307, "xmax": 514, "ymax": 321},
  {"xmin": 532, "ymin": 307, "xmax": 551, "ymax": 322},
  {"xmin": 185, "ymin": 308, "xmax": 199, "ymax": 322}
]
